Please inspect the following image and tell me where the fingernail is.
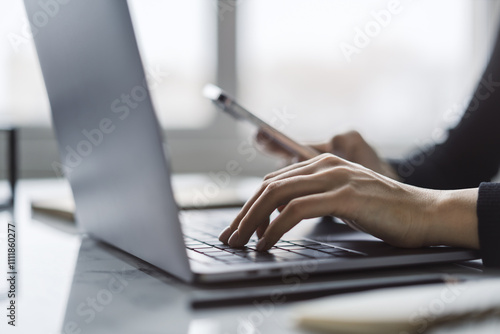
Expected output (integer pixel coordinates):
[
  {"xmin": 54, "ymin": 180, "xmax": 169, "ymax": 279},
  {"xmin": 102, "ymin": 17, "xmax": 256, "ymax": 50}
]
[
  {"xmin": 228, "ymin": 230, "xmax": 240, "ymax": 246},
  {"xmin": 219, "ymin": 226, "xmax": 232, "ymax": 243},
  {"xmin": 256, "ymin": 237, "xmax": 269, "ymax": 252}
]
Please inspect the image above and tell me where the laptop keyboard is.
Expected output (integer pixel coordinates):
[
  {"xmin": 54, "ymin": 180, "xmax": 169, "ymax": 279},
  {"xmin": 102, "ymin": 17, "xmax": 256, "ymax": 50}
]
[{"xmin": 182, "ymin": 220, "xmax": 361, "ymax": 266}]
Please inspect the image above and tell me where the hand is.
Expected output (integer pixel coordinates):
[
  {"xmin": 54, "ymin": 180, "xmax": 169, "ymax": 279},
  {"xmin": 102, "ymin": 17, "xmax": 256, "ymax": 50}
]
[
  {"xmin": 256, "ymin": 129, "xmax": 400, "ymax": 180},
  {"xmin": 219, "ymin": 154, "xmax": 480, "ymax": 251}
]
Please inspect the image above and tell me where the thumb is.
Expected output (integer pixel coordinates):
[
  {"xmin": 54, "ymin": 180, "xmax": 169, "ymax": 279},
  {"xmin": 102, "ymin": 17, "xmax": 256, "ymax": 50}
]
[{"xmin": 329, "ymin": 133, "xmax": 354, "ymax": 159}]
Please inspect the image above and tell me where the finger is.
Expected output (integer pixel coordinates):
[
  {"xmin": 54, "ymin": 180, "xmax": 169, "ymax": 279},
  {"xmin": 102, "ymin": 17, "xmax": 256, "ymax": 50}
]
[
  {"xmin": 220, "ymin": 154, "xmax": 344, "ymax": 245},
  {"xmin": 256, "ymin": 193, "xmax": 338, "ymax": 251},
  {"xmin": 228, "ymin": 175, "xmax": 328, "ymax": 248},
  {"xmin": 330, "ymin": 131, "xmax": 364, "ymax": 159},
  {"xmin": 219, "ymin": 186, "xmax": 267, "ymax": 243},
  {"xmin": 256, "ymin": 216, "xmax": 269, "ymax": 239},
  {"xmin": 219, "ymin": 156, "xmax": 327, "ymax": 243},
  {"xmin": 263, "ymin": 153, "xmax": 333, "ymax": 181},
  {"xmin": 309, "ymin": 131, "xmax": 366, "ymax": 157},
  {"xmin": 219, "ymin": 165, "xmax": 317, "ymax": 244},
  {"xmin": 330, "ymin": 136, "xmax": 347, "ymax": 158}
]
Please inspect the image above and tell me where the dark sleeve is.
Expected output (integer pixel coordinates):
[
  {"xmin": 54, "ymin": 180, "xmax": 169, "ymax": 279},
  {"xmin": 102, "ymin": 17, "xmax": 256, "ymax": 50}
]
[
  {"xmin": 390, "ymin": 30, "xmax": 500, "ymax": 268},
  {"xmin": 477, "ymin": 183, "xmax": 500, "ymax": 268},
  {"xmin": 391, "ymin": 30, "xmax": 500, "ymax": 190}
]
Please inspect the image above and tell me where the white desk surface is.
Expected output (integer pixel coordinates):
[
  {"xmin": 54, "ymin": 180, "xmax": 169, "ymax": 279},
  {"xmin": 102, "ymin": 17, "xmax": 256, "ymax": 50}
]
[{"xmin": 1, "ymin": 178, "xmax": 499, "ymax": 334}]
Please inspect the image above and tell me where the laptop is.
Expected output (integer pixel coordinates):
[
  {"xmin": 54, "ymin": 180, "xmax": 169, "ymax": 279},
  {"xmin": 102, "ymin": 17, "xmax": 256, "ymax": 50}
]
[{"xmin": 24, "ymin": 0, "xmax": 479, "ymax": 283}]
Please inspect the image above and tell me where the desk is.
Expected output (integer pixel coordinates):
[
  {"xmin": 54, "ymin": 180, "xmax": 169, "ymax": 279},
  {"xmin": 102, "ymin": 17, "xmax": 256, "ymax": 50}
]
[{"xmin": 1, "ymin": 179, "xmax": 499, "ymax": 334}]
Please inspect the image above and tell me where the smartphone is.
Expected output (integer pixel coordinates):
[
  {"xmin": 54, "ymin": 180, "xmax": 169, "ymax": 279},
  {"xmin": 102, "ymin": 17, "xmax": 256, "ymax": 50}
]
[{"xmin": 203, "ymin": 84, "xmax": 320, "ymax": 160}]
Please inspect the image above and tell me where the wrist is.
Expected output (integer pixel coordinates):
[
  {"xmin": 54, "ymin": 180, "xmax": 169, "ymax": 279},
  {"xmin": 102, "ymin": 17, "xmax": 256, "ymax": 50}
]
[{"xmin": 424, "ymin": 188, "xmax": 479, "ymax": 249}]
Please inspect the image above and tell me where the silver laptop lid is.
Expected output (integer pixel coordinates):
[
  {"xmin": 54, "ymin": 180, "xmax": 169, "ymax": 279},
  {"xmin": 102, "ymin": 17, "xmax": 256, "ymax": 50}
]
[{"xmin": 24, "ymin": 0, "xmax": 192, "ymax": 282}]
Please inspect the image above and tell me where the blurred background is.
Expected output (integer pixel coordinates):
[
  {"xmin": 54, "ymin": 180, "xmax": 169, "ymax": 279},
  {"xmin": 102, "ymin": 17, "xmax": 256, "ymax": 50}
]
[{"xmin": 0, "ymin": 0, "xmax": 500, "ymax": 179}]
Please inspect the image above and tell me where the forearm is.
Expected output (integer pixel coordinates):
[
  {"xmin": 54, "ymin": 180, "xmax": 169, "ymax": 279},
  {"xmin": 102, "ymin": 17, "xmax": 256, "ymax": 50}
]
[
  {"xmin": 424, "ymin": 188, "xmax": 479, "ymax": 249},
  {"xmin": 417, "ymin": 183, "xmax": 500, "ymax": 269}
]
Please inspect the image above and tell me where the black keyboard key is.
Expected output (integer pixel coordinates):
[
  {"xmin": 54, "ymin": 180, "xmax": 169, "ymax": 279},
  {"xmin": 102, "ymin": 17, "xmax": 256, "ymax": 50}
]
[
  {"xmin": 287, "ymin": 240, "xmax": 322, "ymax": 247},
  {"xmin": 306, "ymin": 243, "xmax": 338, "ymax": 250},
  {"xmin": 316, "ymin": 247, "xmax": 350, "ymax": 255},
  {"xmin": 186, "ymin": 250, "xmax": 216, "ymax": 264},
  {"xmin": 197, "ymin": 248, "xmax": 227, "ymax": 254},
  {"xmin": 289, "ymin": 249, "xmax": 334, "ymax": 258},
  {"xmin": 211, "ymin": 252, "xmax": 238, "ymax": 258},
  {"xmin": 230, "ymin": 248, "xmax": 252, "ymax": 256},
  {"xmin": 267, "ymin": 248, "xmax": 293, "ymax": 256},
  {"xmin": 221, "ymin": 257, "xmax": 252, "ymax": 264},
  {"xmin": 330, "ymin": 251, "xmax": 362, "ymax": 258},
  {"xmin": 211, "ymin": 243, "xmax": 231, "ymax": 248},
  {"xmin": 277, "ymin": 244, "xmax": 307, "ymax": 249},
  {"xmin": 273, "ymin": 251, "xmax": 310, "ymax": 261},
  {"xmin": 246, "ymin": 253, "xmax": 279, "ymax": 262}
]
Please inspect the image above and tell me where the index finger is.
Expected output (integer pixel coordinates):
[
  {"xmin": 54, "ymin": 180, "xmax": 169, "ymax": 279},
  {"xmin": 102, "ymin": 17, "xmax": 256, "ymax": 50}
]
[
  {"xmin": 218, "ymin": 154, "xmax": 335, "ymax": 244},
  {"xmin": 227, "ymin": 175, "xmax": 327, "ymax": 248}
]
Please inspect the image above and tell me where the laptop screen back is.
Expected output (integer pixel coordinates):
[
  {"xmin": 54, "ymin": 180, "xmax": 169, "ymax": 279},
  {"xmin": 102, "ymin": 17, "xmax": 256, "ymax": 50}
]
[{"xmin": 24, "ymin": 0, "xmax": 192, "ymax": 281}]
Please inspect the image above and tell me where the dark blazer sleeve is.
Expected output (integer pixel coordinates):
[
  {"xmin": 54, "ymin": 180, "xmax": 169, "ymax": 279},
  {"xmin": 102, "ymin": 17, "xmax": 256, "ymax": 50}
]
[
  {"xmin": 478, "ymin": 183, "xmax": 500, "ymax": 267},
  {"xmin": 390, "ymin": 29, "xmax": 500, "ymax": 268}
]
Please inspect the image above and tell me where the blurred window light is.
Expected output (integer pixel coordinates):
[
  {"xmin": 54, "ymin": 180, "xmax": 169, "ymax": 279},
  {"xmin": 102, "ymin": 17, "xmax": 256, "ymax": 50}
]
[
  {"xmin": 0, "ymin": 0, "xmax": 497, "ymax": 156},
  {"xmin": 128, "ymin": 0, "xmax": 216, "ymax": 129},
  {"xmin": 237, "ymin": 0, "xmax": 495, "ymax": 155},
  {"xmin": 0, "ymin": 0, "xmax": 216, "ymax": 129}
]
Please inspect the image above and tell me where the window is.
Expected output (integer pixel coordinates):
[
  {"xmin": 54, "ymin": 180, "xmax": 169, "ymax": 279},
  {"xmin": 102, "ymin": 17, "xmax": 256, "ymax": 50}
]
[
  {"xmin": 237, "ymin": 0, "xmax": 498, "ymax": 157},
  {"xmin": 128, "ymin": 0, "xmax": 217, "ymax": 129},
  {"xmin": 0, "ymin": 0, "xmax": 217, "ymax": 129},
  {"xmin": 0, "ymin": 1, "xmax": 49, "ymax": 125},
  {"xmin": 0, "ymin": 0, "xmax": 498, "ymax": 177}
]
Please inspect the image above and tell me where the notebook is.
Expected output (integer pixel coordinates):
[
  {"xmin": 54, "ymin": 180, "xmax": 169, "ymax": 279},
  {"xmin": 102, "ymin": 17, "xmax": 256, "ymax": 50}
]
[{"xmin": 293, "ymin": 277, "xmax": 500, "ymax": 333}]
